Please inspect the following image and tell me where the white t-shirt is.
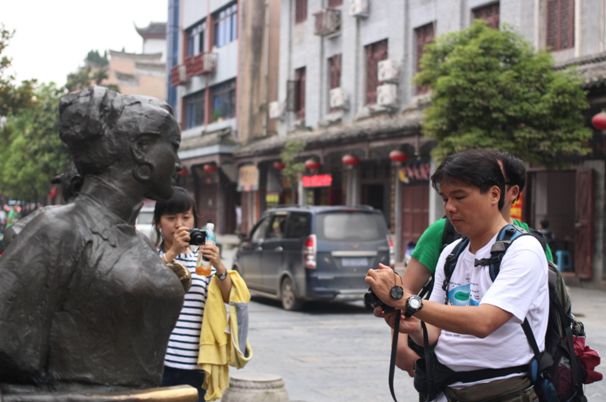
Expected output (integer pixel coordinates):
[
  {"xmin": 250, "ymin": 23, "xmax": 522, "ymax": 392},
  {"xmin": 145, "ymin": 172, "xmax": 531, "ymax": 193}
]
[{"xmin": 429, "ymin": 231, "xmax": 549, "ymax": 401}]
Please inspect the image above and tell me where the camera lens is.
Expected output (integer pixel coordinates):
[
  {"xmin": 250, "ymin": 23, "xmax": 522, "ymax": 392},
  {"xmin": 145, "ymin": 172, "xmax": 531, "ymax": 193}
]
[{"xmin": 188, "ymin": 229, "xmax": 206, "ymax": 246}]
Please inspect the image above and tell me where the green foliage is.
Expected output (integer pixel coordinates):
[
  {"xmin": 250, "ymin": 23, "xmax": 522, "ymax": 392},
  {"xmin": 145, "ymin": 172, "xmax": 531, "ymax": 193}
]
[
  {"xmin": 86, "ymin": 50, "xmax": 108, "ymax": 66},
  {"xmin": 279, "ymin": 140, "xmax": 306, "ymax": 190},
  {"xmin": 0, "ymin": 83, "xmax": 70, "ymax": 201},
  {"xmin": 414, "ymin": 20, "xmax": 592, "ymax": 168},
  {"xmin": 0, "ymin": 25, "xmax": 36, "ymax": 116}
]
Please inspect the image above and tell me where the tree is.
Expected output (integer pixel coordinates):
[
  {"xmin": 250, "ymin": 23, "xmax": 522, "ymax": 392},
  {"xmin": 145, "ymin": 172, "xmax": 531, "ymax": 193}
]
[
  {"xmin": 0, "ymin": 83, "xmax": 70, "ymax": 202},
  {"xmin": 65, "ymin": 49, "xmax": 119, "ymax": 93},
  {"xmin": 0, "ymin": 25, "xmax": 36, "ymax": 116},
  {"xmin": 279, "ymin": 140, "xmax": 306, "ymax": 201},
  {"xmin": 414, "ymin": 20, "xmax": 592, "ymax": 167}
]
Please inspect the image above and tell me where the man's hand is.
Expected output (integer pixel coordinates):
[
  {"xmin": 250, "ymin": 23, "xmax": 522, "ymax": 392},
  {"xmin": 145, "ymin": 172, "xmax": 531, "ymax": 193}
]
[{"xmin": 365, "ymin": 263, "xmax": 408, "ymax": 310}]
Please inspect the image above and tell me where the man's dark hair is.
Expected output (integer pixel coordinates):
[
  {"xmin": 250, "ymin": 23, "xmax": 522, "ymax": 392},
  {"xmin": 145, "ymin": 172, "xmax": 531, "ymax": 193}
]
[
  {"xmin": 431, "ymin": 149, "xmax": 506, "ymax": 210},
  {"xmin": 152, "ymin": 187, "xmax": 198, "ymax": 247},
  {"xmin": 492, "ymin": 151, "xmax": 526, "ymax": 194},
  {"xmin": 540, "ymin": 219, "xmax": 550, "ymax": 229}
]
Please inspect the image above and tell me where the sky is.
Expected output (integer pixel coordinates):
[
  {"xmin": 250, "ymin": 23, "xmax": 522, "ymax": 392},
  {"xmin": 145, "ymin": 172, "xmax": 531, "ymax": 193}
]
[{"xmin": 3, "ymin": 0, "xmax": 169, "ymax": 87}]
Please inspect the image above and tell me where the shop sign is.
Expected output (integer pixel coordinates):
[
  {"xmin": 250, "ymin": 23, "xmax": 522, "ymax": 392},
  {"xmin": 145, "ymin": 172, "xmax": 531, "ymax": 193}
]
[
  {"xmin": 399, "ymin": 162, "xmax": 431, "ymax": 184},
  {"xmin": 238, "ymin": 165, "xmax": 259, "ymax": 192},
  {"xmin": 510, "ymin": 194, "xmax": 523, "ymax": 221},
  {"xmin": 302, "ymin": 174, "xmax": 333, "ymax": 188}
]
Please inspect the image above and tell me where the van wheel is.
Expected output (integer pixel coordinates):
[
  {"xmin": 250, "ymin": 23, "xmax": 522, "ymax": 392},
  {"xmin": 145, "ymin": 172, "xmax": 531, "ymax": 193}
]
[{"xmin": 281, "ymin": 277, "xmax": 303, "ymax": 311}]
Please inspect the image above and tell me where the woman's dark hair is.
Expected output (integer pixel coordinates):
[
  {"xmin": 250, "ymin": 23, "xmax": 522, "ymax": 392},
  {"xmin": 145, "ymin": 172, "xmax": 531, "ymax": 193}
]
[
  {"xmin": 431, "ymin": 149, "xmax": 506, "ymax": 210},
  {"xmin": 152, "ymin": 187, "xmax": 198, "ymax": 246}
]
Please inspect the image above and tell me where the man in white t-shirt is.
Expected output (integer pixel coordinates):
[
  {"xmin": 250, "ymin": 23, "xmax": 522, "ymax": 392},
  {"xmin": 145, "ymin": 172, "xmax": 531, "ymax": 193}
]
[{"xmin": 366, "ymin": 149, "xmax": 548, "ymax": 402}]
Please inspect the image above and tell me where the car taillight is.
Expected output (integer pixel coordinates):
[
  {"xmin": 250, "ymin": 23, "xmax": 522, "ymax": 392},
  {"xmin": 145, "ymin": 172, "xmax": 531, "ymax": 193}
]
[
  {"xmin": 387, "ymin": 235, "xmax": 395, "ymax": 268},
  {"xmin": 303, "ymin": 234, "xmax": 317, "ymax": 269}
]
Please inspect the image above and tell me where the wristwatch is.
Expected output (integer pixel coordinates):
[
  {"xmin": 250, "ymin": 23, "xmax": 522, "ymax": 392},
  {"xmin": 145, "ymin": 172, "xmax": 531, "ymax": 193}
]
[
  {"xmin": 217, "ymin": 271, "xmax": 228, "ymax": 281},
  {"xmin": 404, "ymin": 295, "xmax": 423, "ymax": 318}
]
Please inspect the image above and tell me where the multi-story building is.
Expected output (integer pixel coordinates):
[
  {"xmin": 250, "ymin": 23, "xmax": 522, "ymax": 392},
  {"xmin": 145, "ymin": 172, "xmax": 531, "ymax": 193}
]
[
  {"xmin": 229, "ymin": 0, "xmax": 606, "ymax": 287},
  {"xmin": 167, "ymin": 0, "xmax": 281, "ymax": 234},
  {"xmin": 105, "ymin": 22, "xmax": 167, "ymax": 100}
]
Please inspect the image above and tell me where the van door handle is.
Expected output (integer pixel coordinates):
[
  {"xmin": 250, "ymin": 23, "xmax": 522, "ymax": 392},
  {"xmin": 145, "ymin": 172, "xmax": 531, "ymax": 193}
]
[{"xmin": 274, "ymin": 246, "xmax": 283, "ymax": 252}]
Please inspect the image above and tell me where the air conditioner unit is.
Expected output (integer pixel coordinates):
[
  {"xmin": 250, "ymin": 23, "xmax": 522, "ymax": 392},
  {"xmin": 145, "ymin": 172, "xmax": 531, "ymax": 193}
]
[
  {"xmin": 269, "ymin": 101, "xmax": 285, "ymax": 120},
  {"xmin": 170, "ymin": 64, "xmax": 188, "ymax": 86},
  {"xmin": 349, "ymin": 0, "xmax": 369, "ymax": 17},
  {"xmin": 378, "ymin": 59, "xmax": 399, "ymax": 83},
  {"xmin": 329, "ymin": 87, "xmax": 348, "ymax": 109},
  {"xmin": 177, "ymin": 65, "xmax": 187, "ymax": 84},
  {"xmin": 314, "ymin": 9, "xmax": 341, "ymax": 37},
  {"xmin": 377, "ymin": 84, "xmax": 398, "ymax": 108},
  {"xmin": 202, "ymin": 53, "xmax": 217, "ymax": 73}
]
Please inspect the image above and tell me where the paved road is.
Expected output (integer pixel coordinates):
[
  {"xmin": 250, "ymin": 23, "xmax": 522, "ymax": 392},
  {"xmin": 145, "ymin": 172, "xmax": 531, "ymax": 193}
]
[{"xmin": 227, "ymin": 286, "xmax": 606, "ymax": 402}]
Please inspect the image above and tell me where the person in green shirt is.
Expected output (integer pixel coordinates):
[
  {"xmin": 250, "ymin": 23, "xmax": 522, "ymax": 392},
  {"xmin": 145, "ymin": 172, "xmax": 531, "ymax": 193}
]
[
  {"xmin": 5, "ymin": 205, "xmax": 19, "ymax": 229},
  {"xmin": 386, "ymin": 151, "xmax": 552, "ymax": 377}
]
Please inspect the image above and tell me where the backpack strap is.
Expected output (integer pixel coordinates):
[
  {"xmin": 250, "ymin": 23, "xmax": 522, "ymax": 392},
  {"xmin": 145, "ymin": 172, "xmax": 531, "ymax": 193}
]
[
  {"xmin": 441, "ymin": 217, "xmax": 462, "ymax": 251},
  {"xmin": 442, "ymin": 237, "xmax": 470, "ymax": 294}
]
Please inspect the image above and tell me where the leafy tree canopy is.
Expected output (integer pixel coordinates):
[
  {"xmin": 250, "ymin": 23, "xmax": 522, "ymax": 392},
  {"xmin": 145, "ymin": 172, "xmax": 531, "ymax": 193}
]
[
  {"xmin": 414, "ymin": 20, "xmax": 592, "ymax": 168},
  {"xmin": 86, "ymin": 49, "xmax": 108, "ymax": 66},
  {"xmin": 0, "ymin": 83, "xmax": 70, "ymax": 201},
  {"xmin": 0, "ymin": 25, "xmax": 36, "ymax": 116}
]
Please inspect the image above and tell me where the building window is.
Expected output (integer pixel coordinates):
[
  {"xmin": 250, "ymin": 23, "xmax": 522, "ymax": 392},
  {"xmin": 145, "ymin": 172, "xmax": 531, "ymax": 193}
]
[
  {"xmin": 214, "ymin": 3, "xmax": 238, "ymax": 48},
  {"xmin": 212, "ymin": 79, "xmax": 236, "ymax": 121},
  {"xmin": 295, "ymin": 67, "xmax": 306, "ymax": 121},
  {"xmin": 187, "ymin": 20, "xmax": 207, "ymax": 56},
  {"xmin": 328, "ymin": 54, "xmax": 341, "ymax": 112},
  {"xmin": 473, "ymin": 2, "xmax": 500, "ymax": 29},
  {"xmin": 415, "ymin": 23, "xmax": 434, "ymax": 95},
  {"xmin": 327, "ymin": 0, "xmax": 343, "ymax": 7},
  {"xmin": 295, "ymin": 0, "xmax": 307, "ymax": 24},
  {"xmin": 184, "ymin": 91, "xmax": 206, "ymax": 129},
  {"xmin": 547, "ymin": 0, "xmax": 574, "ymax": 51},
  {"xmin": 365, "ymin": 40, "xmax": 388, "ymax": 105}
]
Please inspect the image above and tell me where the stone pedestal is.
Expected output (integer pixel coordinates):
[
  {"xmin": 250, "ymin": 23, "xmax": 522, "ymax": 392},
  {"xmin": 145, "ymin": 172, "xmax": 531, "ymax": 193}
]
[{"xmin": 221, "ymin": 373, "xmax": 289, "ymax": 402}]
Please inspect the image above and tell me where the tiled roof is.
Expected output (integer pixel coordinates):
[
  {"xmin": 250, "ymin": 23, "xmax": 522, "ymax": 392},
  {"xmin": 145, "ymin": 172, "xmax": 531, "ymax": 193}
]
[
  {"xmin": 135, "ymin": 22, "xmax": 167, "ymax": 39},
  {"xmin": 555, "ymin": 51, "xmax": 606, "ymax": 89}
]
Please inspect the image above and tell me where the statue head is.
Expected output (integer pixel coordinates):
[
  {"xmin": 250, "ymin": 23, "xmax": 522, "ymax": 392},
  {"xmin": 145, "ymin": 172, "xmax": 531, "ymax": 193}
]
[{"xmin": 59, "ymin": 86, "xmax": 182, "ymax": 201}]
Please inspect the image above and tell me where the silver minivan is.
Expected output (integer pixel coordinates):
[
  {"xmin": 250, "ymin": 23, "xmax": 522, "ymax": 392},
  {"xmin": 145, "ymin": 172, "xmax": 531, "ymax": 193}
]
[{"xmin": 234, "ymin": 205, "xmax": 394, "ymax": 310}]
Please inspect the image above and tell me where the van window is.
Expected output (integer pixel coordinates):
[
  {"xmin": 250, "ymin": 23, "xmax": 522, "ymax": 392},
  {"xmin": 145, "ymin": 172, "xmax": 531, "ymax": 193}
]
[
  {"xmin": 285, "ymin": 212, "xmax": 310, "ymax": 239},
  {"xmin": 267, "ymin": 214, "xmax": 288, "ymax": 239},
  {"xmin": 315, "ymin": 212, "xmax": 387, "ymax": 241},
  {"xmin": 251, "ymin": 217, "xmax": 271, "ymax": 242}
]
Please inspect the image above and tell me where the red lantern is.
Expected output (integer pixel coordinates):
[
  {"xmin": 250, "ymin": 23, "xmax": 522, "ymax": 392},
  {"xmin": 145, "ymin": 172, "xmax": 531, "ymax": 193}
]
[
  {"xmin": 389, "ymin": 149, "xmax": 409, "ymax": 163},
  {"xmin": 178, "ymin": 167, "xmax": 188, "ymax": 176},
  {"xmin": 203, "ymin": 164, "xmax": 218, "ymax": 173},
  {"xmin": 274, "ymin": 161, "xmax": 286, "ymax": 170},
  {"xmin": 342, "ymin": 154, "xmax": 360, "ymax": 166},
  {"xmin": 592, "ymin": 112, "xmax": 606, "ymax": 130},
  {"xmin": 304, "ymin": 158, "xmax": 321, "ymax": 170}
]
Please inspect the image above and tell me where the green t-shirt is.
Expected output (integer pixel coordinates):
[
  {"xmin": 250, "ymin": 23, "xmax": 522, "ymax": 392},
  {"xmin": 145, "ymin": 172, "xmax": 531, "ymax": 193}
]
[{"xmin": 410, "ymin": 217, "xmax": 553, "ymax": 275}]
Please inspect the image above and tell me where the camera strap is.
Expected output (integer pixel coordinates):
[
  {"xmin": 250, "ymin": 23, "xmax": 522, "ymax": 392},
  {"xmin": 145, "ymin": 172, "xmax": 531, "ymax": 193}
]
[{"xmin": 388, "ymin": 309, "xmax": 402, "ymax": 402}]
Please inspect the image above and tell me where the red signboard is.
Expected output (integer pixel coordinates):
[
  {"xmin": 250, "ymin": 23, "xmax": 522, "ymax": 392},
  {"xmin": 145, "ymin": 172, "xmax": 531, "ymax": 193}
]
[{"xmin": 302, "ymin": 174, "xmax": 333, "ymax": 187}]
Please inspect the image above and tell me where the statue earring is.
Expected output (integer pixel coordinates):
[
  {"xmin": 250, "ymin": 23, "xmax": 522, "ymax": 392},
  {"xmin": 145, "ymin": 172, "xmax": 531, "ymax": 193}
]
[{"xmin": 134, "ymin": 163, "xmax": 154, "ymax": 182}]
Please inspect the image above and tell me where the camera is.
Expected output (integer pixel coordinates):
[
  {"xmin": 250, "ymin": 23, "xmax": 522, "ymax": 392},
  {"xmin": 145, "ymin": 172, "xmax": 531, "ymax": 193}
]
[
  {"xmin": 364, "ymin": 288, "xmax": 395, "ymax": 313},
  {"xmin": 188, "ymin": 229, "xmax": 207, "ymax": 246}
]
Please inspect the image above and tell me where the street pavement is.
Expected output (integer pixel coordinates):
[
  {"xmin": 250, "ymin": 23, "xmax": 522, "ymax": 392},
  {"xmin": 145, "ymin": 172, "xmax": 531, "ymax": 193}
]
[{"xmin": 217, "ymin": 240, "xmax": 606, "ymax": 401}]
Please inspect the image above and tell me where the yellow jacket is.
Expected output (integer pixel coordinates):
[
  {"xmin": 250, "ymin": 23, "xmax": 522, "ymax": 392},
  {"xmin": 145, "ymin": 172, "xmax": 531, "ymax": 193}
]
[{"xmin": 199, "ymin": 271, "xmax": 253, "ymax": 401}]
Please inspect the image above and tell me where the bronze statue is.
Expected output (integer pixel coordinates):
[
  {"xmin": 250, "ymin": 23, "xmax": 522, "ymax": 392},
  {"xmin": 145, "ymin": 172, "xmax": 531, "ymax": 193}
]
[{"xmin": 0, "ymin": 87, "xmax": 197, "ymax": 401}]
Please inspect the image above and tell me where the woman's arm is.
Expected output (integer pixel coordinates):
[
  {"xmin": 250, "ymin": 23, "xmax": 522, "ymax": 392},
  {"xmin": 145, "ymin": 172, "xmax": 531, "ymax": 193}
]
[{"xmin": 201, "ymin": 244, "xmax": 232, "ymax": 303}]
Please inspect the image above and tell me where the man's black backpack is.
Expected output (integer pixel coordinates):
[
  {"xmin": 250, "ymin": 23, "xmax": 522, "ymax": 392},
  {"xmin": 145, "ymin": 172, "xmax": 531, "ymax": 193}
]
[{"xmin": 441, "ymin": 224, "xmax": 589, "ymax": 402}]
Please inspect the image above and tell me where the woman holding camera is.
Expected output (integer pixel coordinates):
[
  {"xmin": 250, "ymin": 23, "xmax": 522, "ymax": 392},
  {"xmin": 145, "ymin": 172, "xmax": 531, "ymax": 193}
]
[{"xmin": 153, "ymin": 187, "xmax": 232, "ymax": 402}]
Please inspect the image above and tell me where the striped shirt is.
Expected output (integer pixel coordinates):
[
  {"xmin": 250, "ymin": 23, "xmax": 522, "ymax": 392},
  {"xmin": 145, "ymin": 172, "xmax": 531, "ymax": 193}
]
[{"xmin": 158, "ymin": 249, "xmax": 216, "ymax": 370}]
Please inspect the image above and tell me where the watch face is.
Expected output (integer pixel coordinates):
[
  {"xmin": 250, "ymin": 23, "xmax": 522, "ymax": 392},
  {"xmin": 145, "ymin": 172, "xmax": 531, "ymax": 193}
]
[{"xmin": 409, "ymin": 297, "xmax": 422, "ymax": 309}]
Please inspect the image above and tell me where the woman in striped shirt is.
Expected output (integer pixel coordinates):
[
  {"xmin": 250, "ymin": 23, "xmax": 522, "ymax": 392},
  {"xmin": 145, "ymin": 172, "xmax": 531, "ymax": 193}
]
[{"xmin": 153, "ymin": 187, "xmax": 232, "ymax": 401}]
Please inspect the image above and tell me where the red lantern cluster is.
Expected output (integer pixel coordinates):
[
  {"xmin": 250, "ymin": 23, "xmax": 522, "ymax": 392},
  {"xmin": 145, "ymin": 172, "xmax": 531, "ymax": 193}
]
[
  {"xmin": 274, "ymin": 161, "xmax": 286, "ymax": 170},
  {"xmin": 591, "ymin": 112, "xmax": 606, "ymax": 130},
  {"xmin": 304, "ymin": 158, "xmax": 321, "ymax": 170},
  {"xmin": 178, "ymin": 167, "xmax": 188, "ymax": 176},
  {"xmin": 389, "ymin": 150, "xmax": 409, "ymax": 163},
  {"xmin": 203, "ymin": 164, "xmax": 218, "ymax": 173},
  {"xmin": 342, "ymin": 154, "xmax": 360, "ymax": 166}
]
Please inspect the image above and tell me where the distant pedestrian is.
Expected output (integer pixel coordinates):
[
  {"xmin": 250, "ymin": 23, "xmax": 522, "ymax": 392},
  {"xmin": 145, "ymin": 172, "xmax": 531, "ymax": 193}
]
[
  {"xmin": 5, "ymin": 205, "xmax": 19, "ymax": 229},
  {"xmin": 539, "ymin": 219, "xmax": 557, "ymax": 253}
]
